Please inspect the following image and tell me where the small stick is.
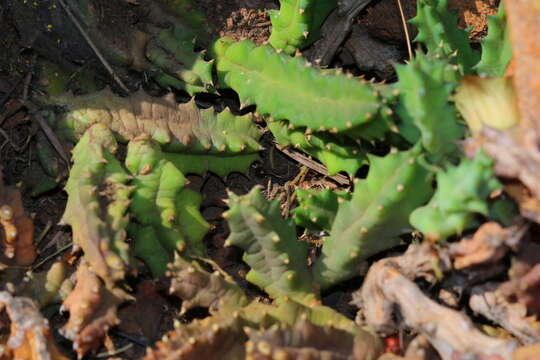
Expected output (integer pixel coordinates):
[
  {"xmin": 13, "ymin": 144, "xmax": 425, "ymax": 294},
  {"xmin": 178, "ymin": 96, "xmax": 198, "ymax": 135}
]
[
  {"xmin": 0, "ymin": 77, "xmax": 24, "ymax": 108},
  {"xmin": 56, "ymin": 0, "xmax": 130, "ymax": 94},
  {"xmin": 395, "ymin": 0, "xmax": 413, "ymax": 60},
  {"xmin": 32, "ymin": 242, "xmax": 73, "ymax": 270},
  {"xmin": 275, "ymin": 143, "xmax": 350, "ymax": 186},
  {"xmin": 24, "ymin": 101, "xmax": 70, "ymax": 165},
  {"xmin": 21, "ymin": 58, "xmax": 35, "ymax": 101},
  {"xmin": 96, "ymin": 343, "xmax": 134, "ymax": 358}
]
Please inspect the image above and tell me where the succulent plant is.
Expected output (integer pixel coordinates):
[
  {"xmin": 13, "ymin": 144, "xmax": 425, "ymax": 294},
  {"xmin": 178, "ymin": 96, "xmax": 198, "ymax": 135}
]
[
  {"xmin": 62, "ymin": 124, "xmax": 132, "ymax": 284},
  {"xmin": 268, "ymin": 0, "xmax": 337, "ymax": 54},
  {"xmin": 475, "ymin": 3, "xmax": 512, "ymax": 76},
  {"xmin": 314, "ymin": 146, "xmax": 434, "ymax": 289},
  {"xmin": 224, "ymin": 187, "xmax": 315, "ymax": 302},
  {"xmin": 211, "ymin": 37, "xmax": 383, "ymax": 133},
  {"xmin": 411, "ymin": 0, "xmax": 479, "ymax": 74},
  {"xmin": 410, "ymin": 151, "xmax": 502, "ymax": 241}
]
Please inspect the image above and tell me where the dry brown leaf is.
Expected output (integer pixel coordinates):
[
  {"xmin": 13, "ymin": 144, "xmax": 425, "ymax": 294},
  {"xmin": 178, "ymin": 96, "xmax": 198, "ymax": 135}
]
[
  {"xmin": 0, "ymin": 291, "xmax": 68, "ymax": 360},
  {"xmin": 462, "ymin": 126, "xmax": 540, "ymax": 221},
  {"xmin": 0, "ymin": 177, "xmax": 36, "ymax": 266},
  {"xmin": 449, "ymin": 222, "xmax": 527, "ymax": 270},
  {"xmin": 60, "ymin": 262, "xmax": 132, "ymax": 356}
]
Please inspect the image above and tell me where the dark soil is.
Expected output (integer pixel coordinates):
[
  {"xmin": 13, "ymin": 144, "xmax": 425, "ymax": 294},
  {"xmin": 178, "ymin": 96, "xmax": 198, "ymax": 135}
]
[{"xmin": 198, "ymin": 0, "xmax": 276, "ymax": 44}]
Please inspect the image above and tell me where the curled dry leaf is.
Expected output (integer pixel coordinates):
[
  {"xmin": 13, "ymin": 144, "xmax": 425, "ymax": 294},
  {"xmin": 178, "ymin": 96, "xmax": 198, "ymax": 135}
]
[
  {"xmin": 478, "ymin": 127, "xmax": 540, "ymax": 202},
  {"xmin": 0, "ymin": 178, "xmax": 36, "ymax": 266},
  {"xmin": 449, "ymin": 221, "xmax": 527, "ymax": 270},
  {"xmin": 469, "ymin": 282, "xmax": 540, "ymax": 345},
  {"xmin": 0, "ymin": 291, "xmax": 68, "ymax": 360},
  {"xmin": 355, "ymin": 244, "xmax": 518, "ymax": 360},
  {"xmin": 500, "ymin": 241, "xmax": 540, "ymax": 315},
  {"xmin": 457, "ymin": 80, "xmax": 540, "ymax": 213},
  {"xmin": 245, "ymin": 318, "xmax": 374, "ymax": 360},
  {"xmin": 60, "ymin": 262, "xmax": 132, "ymax": 356}
]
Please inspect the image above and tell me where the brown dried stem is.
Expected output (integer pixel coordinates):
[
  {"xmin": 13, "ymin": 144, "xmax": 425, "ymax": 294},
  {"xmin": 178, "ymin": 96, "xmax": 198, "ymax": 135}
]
[{"xmin": 355, "ymin": 244, "xmax": 518, "ymax": 360}]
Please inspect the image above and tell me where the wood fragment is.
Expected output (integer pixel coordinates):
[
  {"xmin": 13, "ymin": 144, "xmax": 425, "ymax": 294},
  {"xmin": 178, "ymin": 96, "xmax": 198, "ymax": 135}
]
[
  {"xmin": 470, "ymin": 282, "xmax": 540, "ymax": 345},
  {"xmin": 355, "ymin": 244, "xmax": 518, "ymax": 360}
]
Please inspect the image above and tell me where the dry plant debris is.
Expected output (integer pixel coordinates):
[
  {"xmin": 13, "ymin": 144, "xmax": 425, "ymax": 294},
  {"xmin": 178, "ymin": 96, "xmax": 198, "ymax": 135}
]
[{"xmin": 356, "ymin": 244, "xmax": 518, "ymax": 360}]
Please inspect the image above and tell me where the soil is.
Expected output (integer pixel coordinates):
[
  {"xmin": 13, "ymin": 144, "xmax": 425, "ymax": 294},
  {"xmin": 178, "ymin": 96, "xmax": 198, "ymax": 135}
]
[
  {"xmin": 359, "ymin": 0, "xmax": 498, "ymax": 45},
  {"xmin": 198, "ymin": 0, "xmax": 276, "ymax": 44}
]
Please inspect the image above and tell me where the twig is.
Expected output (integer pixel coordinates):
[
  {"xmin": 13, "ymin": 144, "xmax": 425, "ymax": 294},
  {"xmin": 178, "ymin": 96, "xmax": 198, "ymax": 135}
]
[
  {"xmin": 0, "ymin": 100, "xmax": 24, "ymax": 127},
  {"xmin": 32, "ymin": 242, "xmax": 73, "ymax": 270},
  {"xmin": 23, "ymin": 100, "xmax": 70, "ymax": 165},
  {"xmin": 112, "ymin": 330, "xmax": 151, "ymax": 347},
  {"xmin": 395, "ymin": 0, "xmax": 413, "ymax": 60},
  {"xmin": 0, "ymin": 128, "xmax": 33, "ymax": 152},
  {"xmin": 56, "ymin": 0, "xmax": 130, "ymax": 94},
  {"xmin": 96, "ymin": 343, "xmax": 134, "ymax": 359},
  {"xmin": 21, "ymin": 57, "xmax": 36, "ymax": 101},
  {"xmin": 274, "ymin": 143, "xmax": 350, "ymax": 186},
  {"xmin": 36, "ymin": 221, "xmax": 53, "ymax": 248},
  {"xmin": 0, "ymin": 77, "xmax": 24, "ymax": 108}
]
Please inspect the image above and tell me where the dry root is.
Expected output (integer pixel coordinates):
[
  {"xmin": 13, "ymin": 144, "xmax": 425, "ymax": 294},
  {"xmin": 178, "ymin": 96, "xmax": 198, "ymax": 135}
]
[
  {"xmin": 355, "ymin": 244, "xmax": 518, "ymax": 360},
  {"xmin": 470, "ymin": 282, "xmax": 540, "ymax": 345}
]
